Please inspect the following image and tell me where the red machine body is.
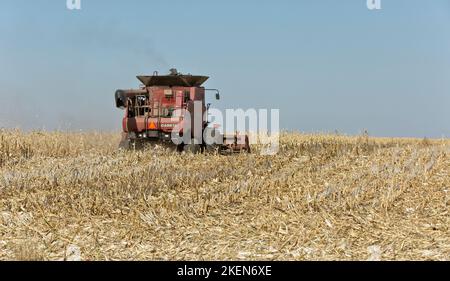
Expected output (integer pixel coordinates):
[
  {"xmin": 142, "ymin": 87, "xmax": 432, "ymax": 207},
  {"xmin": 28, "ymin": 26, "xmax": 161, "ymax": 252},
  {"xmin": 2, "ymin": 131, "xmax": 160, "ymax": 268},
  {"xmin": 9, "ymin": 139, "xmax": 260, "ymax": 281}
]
[{"xmin": 121, "ymin": 86, "xmax": 205, "ymax": 135}]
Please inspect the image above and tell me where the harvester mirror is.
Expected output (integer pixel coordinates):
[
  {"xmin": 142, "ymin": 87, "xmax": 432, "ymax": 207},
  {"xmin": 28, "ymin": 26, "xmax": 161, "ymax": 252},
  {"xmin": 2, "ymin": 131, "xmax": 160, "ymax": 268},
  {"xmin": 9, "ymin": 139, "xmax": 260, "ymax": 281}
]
[{"xmin": 205, "ymin": 89, "xmax": 220, "ymax": 100}]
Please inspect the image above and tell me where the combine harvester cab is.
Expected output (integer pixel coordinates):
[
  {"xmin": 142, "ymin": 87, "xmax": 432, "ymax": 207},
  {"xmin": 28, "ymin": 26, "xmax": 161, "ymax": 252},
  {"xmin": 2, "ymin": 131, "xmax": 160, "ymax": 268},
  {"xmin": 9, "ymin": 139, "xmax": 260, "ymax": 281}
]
[{"xmin": 115, "ymin": 69, "xmax": 250, "ymax": 154}]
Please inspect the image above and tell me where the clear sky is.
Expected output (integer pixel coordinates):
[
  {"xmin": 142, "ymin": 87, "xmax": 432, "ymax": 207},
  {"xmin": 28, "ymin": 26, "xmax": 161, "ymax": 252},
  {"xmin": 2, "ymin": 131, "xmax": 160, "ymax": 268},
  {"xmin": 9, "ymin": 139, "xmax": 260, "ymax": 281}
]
[{"xmin": 0, "ymin": 0, "xmax": 449, "ymax": 137}]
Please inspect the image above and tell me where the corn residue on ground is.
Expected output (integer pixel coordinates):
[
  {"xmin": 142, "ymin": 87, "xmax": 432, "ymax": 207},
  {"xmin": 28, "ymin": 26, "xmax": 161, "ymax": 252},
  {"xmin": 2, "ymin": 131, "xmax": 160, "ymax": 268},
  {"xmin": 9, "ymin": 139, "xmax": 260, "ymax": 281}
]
[{"xmin": 0, "ymin": 130, "xmax": 449, "ymax": 260}]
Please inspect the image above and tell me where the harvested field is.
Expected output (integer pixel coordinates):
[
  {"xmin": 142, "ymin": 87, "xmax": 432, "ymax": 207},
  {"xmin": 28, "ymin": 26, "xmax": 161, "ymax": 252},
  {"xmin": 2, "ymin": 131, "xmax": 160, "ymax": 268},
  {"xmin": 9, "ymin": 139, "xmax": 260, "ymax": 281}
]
[{"xmin": 0, "ymin": 130, "xmax": 449, "ymax": 260}]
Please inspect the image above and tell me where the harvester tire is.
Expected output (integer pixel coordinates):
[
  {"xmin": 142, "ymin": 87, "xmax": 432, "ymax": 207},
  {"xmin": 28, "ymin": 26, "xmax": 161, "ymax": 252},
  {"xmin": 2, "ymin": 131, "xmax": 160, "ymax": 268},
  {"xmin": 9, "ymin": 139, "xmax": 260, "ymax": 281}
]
[
  {"xmin": 184, "ymin": 144, "xmax": 201, "ymax": 154},
  {"xmin": 119, "ymin": 139, "xmax": 130, "ymax": 150}
]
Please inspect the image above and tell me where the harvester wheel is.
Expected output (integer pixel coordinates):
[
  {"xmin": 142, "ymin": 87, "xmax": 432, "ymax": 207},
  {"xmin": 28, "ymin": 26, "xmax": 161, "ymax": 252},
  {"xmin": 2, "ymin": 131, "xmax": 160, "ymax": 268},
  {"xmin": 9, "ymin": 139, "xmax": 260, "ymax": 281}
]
[
  {"xmin": 184, "ymin": 144, "xmax": 201, "ymax": 154},
  {"xmin": 119, "ymin": 138, "xmax": 140, "ymax": 150},
  {"xmin": 119, "ymin": 139, "xmax": 130, "ymax": 150},
  {"xmin": 204, "ymin": 144, "xmax": 220, "ymax": 154}
]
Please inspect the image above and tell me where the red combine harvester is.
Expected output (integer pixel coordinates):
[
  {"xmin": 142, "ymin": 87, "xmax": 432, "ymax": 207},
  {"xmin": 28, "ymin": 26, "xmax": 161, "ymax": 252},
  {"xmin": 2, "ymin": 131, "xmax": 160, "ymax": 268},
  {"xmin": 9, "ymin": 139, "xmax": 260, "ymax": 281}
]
[{"xmin": 115, "ymin": 69, "xmax": 250, "ymax": 154}]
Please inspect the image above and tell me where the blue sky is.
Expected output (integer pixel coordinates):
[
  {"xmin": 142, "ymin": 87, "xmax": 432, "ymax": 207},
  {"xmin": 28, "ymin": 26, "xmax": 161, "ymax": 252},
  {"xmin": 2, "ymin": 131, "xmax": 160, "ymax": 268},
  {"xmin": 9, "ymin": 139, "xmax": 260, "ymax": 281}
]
[{"xmin": 0, "ymin": 0, "xmax": 449, "ymax": 137}]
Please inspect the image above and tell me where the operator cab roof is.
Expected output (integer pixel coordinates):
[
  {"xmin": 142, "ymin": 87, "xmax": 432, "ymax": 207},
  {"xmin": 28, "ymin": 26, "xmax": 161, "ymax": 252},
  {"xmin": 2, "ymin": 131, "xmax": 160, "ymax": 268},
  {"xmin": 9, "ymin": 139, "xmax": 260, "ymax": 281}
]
[{"xmin": 137, "ymin": 75, "xmax": 209, "ymax": 87}]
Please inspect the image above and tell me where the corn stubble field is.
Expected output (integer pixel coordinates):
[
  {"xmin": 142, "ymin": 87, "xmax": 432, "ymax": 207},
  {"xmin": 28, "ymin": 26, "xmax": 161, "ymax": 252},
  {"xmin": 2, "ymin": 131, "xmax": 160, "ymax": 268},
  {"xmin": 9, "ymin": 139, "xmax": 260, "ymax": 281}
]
[{"xmin": 0, "ymin": 130, "xmax": 449, "ymax": 261}]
